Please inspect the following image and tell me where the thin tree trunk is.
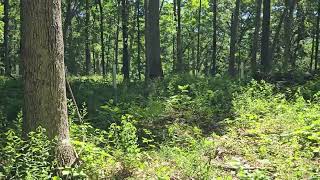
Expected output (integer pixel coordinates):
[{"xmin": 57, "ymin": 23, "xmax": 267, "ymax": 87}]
[
  {"xmin": 144, "ymin": 0, "xmax": 150, "ymax": 80},
  {"xmin": 176, "ymin": 0, "xmax": 183, "ymax": 72},
  {"xmin": 85, "ymin": 0, "xmax": 91, "ymax": 75},
  {"xmin": 115, "ymin": 0, "xmax": 120, "ymax": 72},
  {"xmin": 270, "ymin": 9, "xmax": 286, "ymax": 65},
  {"xmin": 21, "ymin": 0, "xmax": 76, "ymax": 166},
  {"xmin": 310, "ymin": 33, "xmax": 315, "ymax": 73},
  {"xmin": 136, "ymin": 0, "xmax": 142, "ymax": 80},
  {"xmin": 283, "ymin": 0, "xmax": 296, "ymax": 71},
  {"xmin": 210, "ymin": 0, "xmax": 217, "ymax": 76},
  {"xmin": 3, "ymin": 0, "xmax": 10, "ymax": 76},
  {"xmin": 261, "ymin": 0, "xmax": 271, "ymax": 74},
  {"xmin": 122, "ymin": 0, "xmax": 130, "ymax": 80},
  {"xmin": 315, "ymin": 0, "xmax": 320, "ymax": 71},
  {"xmin": 196, "ymin": 0, "xmax": 202, "ymax": 74},
  {"xmin": 250, "ymin": 0, "xmax": 262, "ymax": 77},
  {"xmin": 98, "ymin": 0, "xmax": 106, "ymax": 75},
  {"xmin": 229, "ymin": 0, "xmax": 240, "ymax": 77}
]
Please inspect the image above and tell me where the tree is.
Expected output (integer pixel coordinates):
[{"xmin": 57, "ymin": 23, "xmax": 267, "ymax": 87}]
[
  {"xmin": 261, "ymin": 0, "xmax": 271, "ymax": 74},
  {"xmin": 314, "ymin": 0, "xmax": 320, "ymax": 71},
  {"xmin": 196, "ymin": 0, "xmax": 202, "ymax": 74},
  {"xmin": 3, "ymin": 0, "xmax": 10, "ymax": 76},
  {"xmin": 85, "ymin": 0, "xmax": 91, "ymax": 75},
  {"xmin": 122, "ymin": 0, "xmax": 130, "ymax": 80},
  {"xmin": 176, "ymin": 0, "xmax": 183, "ymax": 72},
  {"xmin": 136, "ymin": 0, "xmax": 142, "ymax": 80},
  {"xmin": 229, "ymin": 0, "xmax": 240, "ymax": 77},
  {"xmin": 210, "ymin": 0, "xmax": 217, "ymax": 75},
  {"xmin": 283, "ymin": 0, "xmax": 297, "ymax": 71},
  {"xmin": 147, "ymin": 0, "xmax": 163, "ymax": 79},
  {"xmin": 98, "ymin": 0, "xmax": 106, "ymax": 75},
  {"xmin": 21, "ymin": 0, "xmax": 76, "ymax": 166},
  {"xmin": 250, "ymin": 0, "xmax": 262, "ymax": 76}
]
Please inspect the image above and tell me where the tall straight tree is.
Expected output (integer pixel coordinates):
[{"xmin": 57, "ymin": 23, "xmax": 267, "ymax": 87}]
[
  {"xmin": 176, "ymin": 0, "xmax": 183, "ymax": 72},
  {"xmin": 122, "ymin": 0, "xmax": 130, "ymax": 80},
  {"xmin": 283, "ymin": 0, "xmax": 297, "ymax": 70},
  {"xmin": 3, "ymin": 0, "xmax": 10, "ymax": 76},
  {"xmin": 229, "ymin": 0, "xmax": 240, "ymax": 77},
  {"xmin": 144, "ymin": 0, "xmax": 150, "ymax": 80},
  {"xmin": 85, "ymin": 0, "xmax": 91, "ymax": 75},
  {"xmin": 147, "ymin": 0, "xmax": 163, "ymax": 78},
  {"xmin": 261, "ymin": 0, "xmax": 271, "ymax": 74},
  {"xmin": 250, "ymin": 0, "xmax": 262, "ymax": 76},
  {"xmin": 21, "ymin": 0, "xmax": 76, "ymax": 166},
  {"xmin": 315, "ymin": 0, "xmax": 320, "ymax": 71},
  {"xmin": 196, "ymin": 0, "xmax": 202, "ymax": 73},
  {"xmin": 210, "ymin": 0, "xmax": 217, "ymax": 75},
  {"xmin": 98, "ymin": 0, "xmax": 106, "ymax": 75},
  {"xmin": 136, "ymin": 0, "xmax": 142, "ymax": 80}
]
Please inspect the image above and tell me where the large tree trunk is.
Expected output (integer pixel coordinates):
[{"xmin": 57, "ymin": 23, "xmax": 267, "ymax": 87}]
[
  {"xmin": 147, "ymin": 0, "xmax": 163, "ymax": 79},
  {"xmin": 98, "ymin": 0, "xmax": 106, "ymax": 75},
  {"xmin": 85, "ymin": 0, "xmax": 91, "ymax": 75},
  {"xmin": 176, "ymin": 0, "xmax": 183, "ymax": 72},
  {"xmin": 3, "ymin": 0, "xmax": 10, "ymax": 76},
  {"xmin": 261, "ymin": 0, "xmax": 271, "ymax": 74},
  {"xmin": 250, "ymin": 0, "xmax": 262, "ymax": 77},
  {"xmin": 210, "ymin": 0, "xmax": 217, "ymax": 75},
  {"xmin": 122, "ymin": 0, "xmax": 130, "ymax": 80},
  {"xmin": 21, "ymin": 0, "xmax": 76, "ymax": 166},
  {"xmin": 229, "ymin": 0, "xmax": 240, "ymax": 77}
]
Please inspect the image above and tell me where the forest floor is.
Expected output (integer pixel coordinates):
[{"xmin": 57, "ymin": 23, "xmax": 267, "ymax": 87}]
[{"xmin": 0, "ymin": 74, "xmax": 320, "ymax": 179}]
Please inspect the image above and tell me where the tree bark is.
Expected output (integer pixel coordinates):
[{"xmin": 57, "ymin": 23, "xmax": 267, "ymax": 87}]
[
  {"xmin": 21, "ymin": 0, "xmax": 76, "ymax": 166},
  {"xmin": 3, "ymin": 0, "xmax": 10, "ymax": 76},
  {"xmin": 122, "ymin": 0, "xmax": 130, "ymax": 80},
  {"xmin": 250, "ymin": 0, "xmax": 262, "ymax": 77},
  {"xmin": 229, "ymin": 0, "xmax": 240, "ymax": 77},
  {"xmin": 136, "ymin": 0, "xmax": 142, "ymax": 80},
  {"xmin": 144, "ymin": 0, "xmax": 150, "ymax": 80},
  {"xmin": 261, "ymin": 0, "xmax": 271, "ymax": 74},
  {"xmin": 147, "ymin": 0, "xmax": 163, "ymax": 79}
]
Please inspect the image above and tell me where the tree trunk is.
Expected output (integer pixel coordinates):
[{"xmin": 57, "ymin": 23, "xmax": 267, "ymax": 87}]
[
  {"xmin": 250, "ymin": 0, "xmax": 262, "ymax": 77},
  {"xmin": 210, "ymin": 0, "xmax": 217, "ymax": 76},
  {"xmin": 147, "ymin": 0, "xmax": 163, "ymax": 79},
  {"xmin": 270, "ymin": 9, "xmax": 285, "ymax": 65},
  {"xmin": 85, "ymin": 0, "xmax": 91, "ymax": 75},
  {"xmin": 122, "ymin": 0, "xmax": 130, "ymax": 80},
  {"xmin": 261, "ymin": 0, "xmax": 271, "ymax": 74},
  {"xmin": 115, "ymin": 0, "xmax": 120, "ymax": 72},
  {"xmin": 136, "ymin": 0, "xmax": 142, "ymax": 80},
  {"xmin": 21, "ymin": 0, "xmax": 76, "ymax": 166},
  {"xmin": 144, "ymin": 0, "xmax": 150, "ymax": 80},
  {"xmin": 196, "ymin": 0, "xmax": 202, "ymax": 74},
  {"xmin": 283, "ymin": 0, "xmax": 296, "ymax": 71},
  {"xmin": 176, "ymin": 0, "xmax": 183, "ymax": 72},
  {"xmin": 315, "ymin": 0, "xmax": 320, "ymax": 71},
  {"xmin": 98, "ymin": 0, "xmax": 106, "ymax": 75},
  {"xmin": 3, "ymin": 0, "xmax": 10, "ymax": 76},
  {"xmin": 229, "ymin": 0, "xmax": 240, "ymax": 77}
]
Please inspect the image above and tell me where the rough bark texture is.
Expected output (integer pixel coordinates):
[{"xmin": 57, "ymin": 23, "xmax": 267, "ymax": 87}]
[
  {"xmin": 21, "ymin": 0, "xmax": 76, "ymax": 166},
  {"xmin": 122, "ymin": 0, "xmax": 130, "ymax": 80},
  {"xmin": 210, "ymin": 0, "xmax": 217, "ymax": 76},
  {"xmin": 229, "ymin": 0, "xmax": 240, "ymax": 77},
  {"xmin": 250, "ymin": 0, "xmax": 262, "ymax": 76},
  {"xmin": 261, "ymin": 0, "xmax": 271, "ymax": 74},
  {"xmin": 3, "ymin": 0, "xmax": 10, "ymax": 76},
  {"xmin": 147, "ymin": 0, "xmax": 163, "ymax": 79}
]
